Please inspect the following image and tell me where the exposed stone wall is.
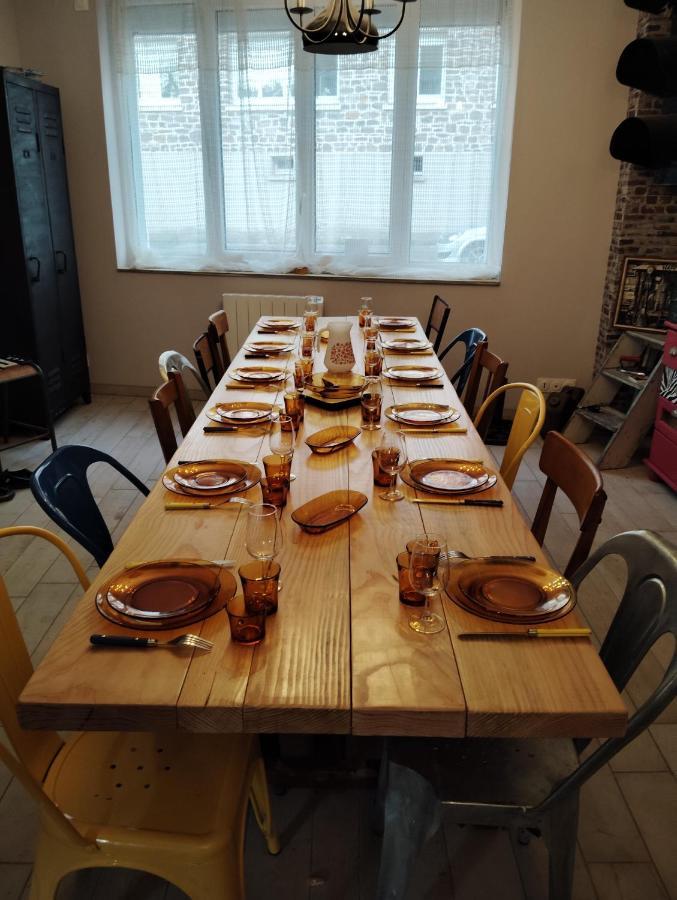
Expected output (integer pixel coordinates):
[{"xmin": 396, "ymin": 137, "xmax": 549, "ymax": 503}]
[{"xmin": 595, "ymin": 8, "xmax": 677, "ymax": 369}]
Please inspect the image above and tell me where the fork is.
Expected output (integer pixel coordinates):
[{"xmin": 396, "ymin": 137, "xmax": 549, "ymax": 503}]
[{"xmin": 90, "ymin": 634, "xmax": 213, "ymax": 651}]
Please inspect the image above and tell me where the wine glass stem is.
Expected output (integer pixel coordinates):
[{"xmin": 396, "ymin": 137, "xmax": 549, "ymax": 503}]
[{"xmin": 391, "ymin": 472, "xmax": 397, "ymax": 493}]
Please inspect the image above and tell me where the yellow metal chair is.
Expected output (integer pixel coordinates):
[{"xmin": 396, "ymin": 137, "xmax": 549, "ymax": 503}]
[
  {"xmin": 473, "ymin": 383, "xmax": 546, "ymax": 490},
  {"xmin": 0, "ymin": 526, "xmax": 279, "ymax": 900}
]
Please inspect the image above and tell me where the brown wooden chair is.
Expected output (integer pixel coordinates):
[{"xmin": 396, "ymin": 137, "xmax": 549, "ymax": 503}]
[
  {"xmin": 193, "ymin": 332, "xmax": 221, "ymax": 392},
  {"xmin": 462, "ymin": 341, "xmax": 509, "ymax": 434},
  {"xmin": 424, "ymin": 295, "xmax": 451, "ymax": 353},
  {"xmin": 149, "ymin": 371, "xmax": 196, "ymax": 463},
  {"xmin": 531, "ymin": 430, "xmax": 607, "ymax": 578},
  {"xmin": 207, "ymin": 310, "xmax": 231, "ymax": 378}
]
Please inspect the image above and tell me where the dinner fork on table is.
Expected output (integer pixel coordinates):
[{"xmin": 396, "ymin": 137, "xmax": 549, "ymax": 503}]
[{"xmin": 90, "ymin": 634, "xmax": 213, "ymax": 651}]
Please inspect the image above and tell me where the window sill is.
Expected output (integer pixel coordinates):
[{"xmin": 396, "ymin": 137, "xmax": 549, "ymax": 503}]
[{"xmin": 115, "ymin": 265, "xmax": 501, "ymax": 287}]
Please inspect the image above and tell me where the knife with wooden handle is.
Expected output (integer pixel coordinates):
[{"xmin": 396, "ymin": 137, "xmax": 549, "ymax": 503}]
[{"xmin": 459, "ymin": 628, "xmax": 591, "ymax": 639}]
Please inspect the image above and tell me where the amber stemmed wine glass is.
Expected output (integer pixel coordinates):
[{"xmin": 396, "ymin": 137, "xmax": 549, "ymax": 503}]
[
  {"xmin": 377, "ymin": 430, "xmax": 408, "ymax": 502},
  {"xmin": 269, "ymin": 412, "xmax": 296, "ymax": 481},
  {"xmin": 408, "ymin": 533, "xmax": 448, "ymax": 634}
]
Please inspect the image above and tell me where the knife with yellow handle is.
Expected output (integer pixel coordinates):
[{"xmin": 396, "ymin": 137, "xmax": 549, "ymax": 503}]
[
  {"xmin": 459, "ymin": 628, "xmax": 591, "ymax": 640},
  {"xmin": 164, "ymin": 498, "xmax": 251, "ymax": 510}
]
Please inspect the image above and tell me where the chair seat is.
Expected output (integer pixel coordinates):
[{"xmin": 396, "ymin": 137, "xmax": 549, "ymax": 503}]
[
  {"xmin": 389, "ymin": 737, "xmax": 579, "ymax": 809},
  {"xmin": 44, "ymin": 730, "xmax": 254, "ymax": 837}
]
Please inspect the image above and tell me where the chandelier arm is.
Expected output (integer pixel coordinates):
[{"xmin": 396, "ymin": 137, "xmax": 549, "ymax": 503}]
[
  {"xmin": 346, "ymin": 0, "xmax": 368, "ymax": 38},
  {"xmin": 370, "ymin": 1, "xmax": 407, "ymax": 40},
  {"xmin": 283, "ymin": 0, "xmax": 337, "ymax": 34}
]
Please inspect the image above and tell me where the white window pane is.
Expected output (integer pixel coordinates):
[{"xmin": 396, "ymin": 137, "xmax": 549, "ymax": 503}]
[
  {"xmin": 410, "ymin": 26, "xmax": 500, "ymax": 265},
  {"xmin": 218, "ymin": 19, "xmax": 296, "ymax": 254},
  {"xmin": 315, "ymin": 52, "xmax": 394, "ymax": 257},
  {"xmin": 133, "ymin": 33, "xmax": 206, "ymax": 256}
]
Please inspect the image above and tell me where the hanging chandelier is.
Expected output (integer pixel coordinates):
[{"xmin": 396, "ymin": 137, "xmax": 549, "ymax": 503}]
[{"xmin": 284, "ymin": 0, "xmax": 415, "ymax": 55}]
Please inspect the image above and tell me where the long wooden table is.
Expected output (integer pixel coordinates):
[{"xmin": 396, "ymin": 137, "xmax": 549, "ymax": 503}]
[{"xmin": 18, "ymin": 317, "xmax": 627, "ymax": 739}]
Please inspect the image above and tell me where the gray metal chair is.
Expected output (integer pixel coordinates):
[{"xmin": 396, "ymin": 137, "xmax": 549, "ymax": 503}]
[
  {"xmin": 375, "ymin": 530, "xmax": 677, "ymax": 900},
  {"xmin": 158, "ymin": 350, "xmax": 210, "ymax": 399}
]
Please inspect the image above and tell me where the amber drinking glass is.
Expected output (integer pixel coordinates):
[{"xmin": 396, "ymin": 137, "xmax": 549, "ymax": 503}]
[
  {"xmin": 300, "ymin": 331, "xmax": 316, "ymax": 359},
  {"xmin": 239, "ymin": 560, "xmax": 281, "ymax": 616},
  {"xmin": 227, "ymin": 595, "xmax": 266, "ymax": 645},
  {"xmin": 364, "ymin": 347, "xmax": 383, "ymax": 377},
  {"xmin": 396, "ymin": 551, "xmax": 425, "ymax": 606},
  {"xmin": 408, "ymin": 533, "xmax": 448, "ymax": 634},
  {"xmin": 371, "ymin": 449, "xmax": 392, "ymax": 487},
  {"xmin": 361, "ymin": 376, "xmax": 382, "ymax": 431},
  {"xmin": 260, "ymin": 476, "xmax": 289, "ymax": 508},
  {"xmin": 284, "ymin": 390, "xmax": 304, "ymax": 428}
]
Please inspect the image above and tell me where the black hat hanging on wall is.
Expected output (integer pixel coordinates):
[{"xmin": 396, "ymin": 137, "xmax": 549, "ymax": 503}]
[{"xmin": 623, "ymin": 0, "xmax": 672, "ymax": 12}]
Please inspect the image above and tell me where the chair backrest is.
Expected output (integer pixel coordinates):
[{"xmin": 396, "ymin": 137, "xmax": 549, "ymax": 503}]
[
  {"xmin": 0, "ymin": 527, "xmax": 93, "ymax": 848},
  {"xmin": 0, "ymin": 527, "xmax": 89, "ymax": 778},
  {"xmin": 207, "ymin": 309, "xmax": 231, "ymax": 377},
  {"xmin": 149, "ymin": 371, "xmax": 197, "ymax": 464},
  {"xmin": 540, "ymin": 530, "xmax": 677, "ymax": 812},
  {"xmin": 158, "ymin": 350, "xmax": 210, "ymax": 399},
  {"xmin": 193, "ymin": 332, "xmax": 220, "ymax": 392},
  {"xmin": 30, "ymin": 447, "xmax": 150, "ymax": 568},
  {"xmin": 531, "ymin": 431, "xmax": 607, "ymax": 578},
  {"xmin": 462, "ymin": 341, "xmax": 509, "ymax": 428},
  {"xmin": 425, "ymin": 295, "xmax": 451, "ymax": 353},
  {"xmin": 474, "ymin": 382, "xmax": 545, "ymax": 489},
  {"xmin": 438, "ymin": 327, "xmax": 487, "ymax": 396}
]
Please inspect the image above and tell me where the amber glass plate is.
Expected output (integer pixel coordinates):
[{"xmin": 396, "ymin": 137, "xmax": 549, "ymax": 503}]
[
  {"xmin": 230, "ymin": 366, "xmax": 286, "ymax": 383},
  {"xmin": 409, "ymin": 459, "xmax": 489, "ymax": 492},
  {"xmin": 383, "ymin": 365, "xmax": 442, "ymax": 381},
  {"xmin": 446, "ymin": 559, "xmax": 576, "ymax": 624},
  {"xmin": 174, "ymin": 460, "xmax": 247, "ymax": 492},
  {"xmin": 377, "ymin": 317, "xmax": 417, "ymax": 329},
  {"xmin": 163, "ymin": 461, "xmax": 261, "ymax": 497},
  {"xmin": 291, "ymin": 490, "xmax": 368, "ymax": 533},
  {"xmin": 386, "ymin": 403, "xmax": 459, "ymax": 426},
  {"xmin": 96, "ymin": 561, "xmax": 237, "ymax": 629},
  {"xmin": 209, "ymin": 401, "xmax": 275, "ymax": 424},
  {"xmin": 261, "ymin": 318, "xmax": 300, "ymax": 331},
  {"xmin": 244, "ymin": 341, "xmax": 295, "ymax": 353},
  {"xmin": 305, "ymin": 425, "xmax": 361, "ymax": 454},
  {"xmin": 381, "ymin": 338, "xmax": 432, "ymax": 352},
  {"xmin": 401, "ymin": 465, "xmax": 497, "ymax": 496}
]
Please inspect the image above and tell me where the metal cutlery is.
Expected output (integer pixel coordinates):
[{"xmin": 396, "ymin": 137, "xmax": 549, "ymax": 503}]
[
  {"xmin": 411, "ymin": 498, "xmax": 503, "ymax": 507},
  {"xmin": 90, "ymin": 633, "xmax": 213, "ymax": 651},
  {"xmin": 203, "ymin": 425, "xmax": 238, "ymax": 433},
  {"xmin": 446, "ymin": 552, "xmax": 536, "ymax": 562},
  {"xmin": 388, "ymin": 382, "xmax": 445, "ymax": 389},
  {"xmin": 164, "ymin": 498, "xmax": 252, "ymax": 510},
  {"xmin": 458, "ymin": 628, "xmax": 591, "ymax": 640}
]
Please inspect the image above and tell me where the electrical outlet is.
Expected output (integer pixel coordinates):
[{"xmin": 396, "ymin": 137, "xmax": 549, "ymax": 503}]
[
  {"xmin": 537, "ymin": 377, "xmax": 577, "ymax": 394},
  {"xmin": 74, "ymin": 0, "xmax": 89, "ymax": 10}
]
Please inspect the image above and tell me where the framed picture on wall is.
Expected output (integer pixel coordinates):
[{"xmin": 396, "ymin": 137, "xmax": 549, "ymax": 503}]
[{"xmin": 613, "ymin": 257, "xmax": 676, "ymax": 333}]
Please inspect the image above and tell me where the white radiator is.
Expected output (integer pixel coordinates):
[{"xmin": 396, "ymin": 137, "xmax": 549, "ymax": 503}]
[{"xmin": 222, "ymin": 293, "xmax": 325, "ymax": 357}]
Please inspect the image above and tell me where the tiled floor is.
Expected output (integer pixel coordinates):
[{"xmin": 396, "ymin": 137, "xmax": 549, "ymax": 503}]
[{"xmin": 0, "ymin": 395, "xmax": 675, "ymax": 899}]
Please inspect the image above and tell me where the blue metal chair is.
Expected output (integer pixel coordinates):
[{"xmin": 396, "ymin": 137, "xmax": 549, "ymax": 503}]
[
  {"xmin": 30, "ymin": 445, "xmax": 150, "ymax": 568},
  {"xmin": 375, "ymin": 530, "xmax": 677, "ymax": 900},
  {"xmin": 438, "ymin": 327, "xmax": 487, "ymax": 396}
]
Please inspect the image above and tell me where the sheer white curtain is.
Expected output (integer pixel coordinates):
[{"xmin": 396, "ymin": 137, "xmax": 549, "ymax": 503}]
[{"xmin": 100, "ymin": 0, "xmax": 516, "ymax": 279}]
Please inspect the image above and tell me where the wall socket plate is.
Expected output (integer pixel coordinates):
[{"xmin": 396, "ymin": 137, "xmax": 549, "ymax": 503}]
[
  {"xmin": 74, "ymin": 0, "xmax": 90, "ymax": 11},
  {"xmin": 537, "ymin": 377, "xmax": 577, "ymax": 394}
]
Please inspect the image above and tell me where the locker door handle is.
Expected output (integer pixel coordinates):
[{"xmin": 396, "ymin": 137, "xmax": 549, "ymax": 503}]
[
  {"xmin": 55, "ymin": 250, "xmax": 67, "ymax": 274},
  {"xmin": 28, "ymin": 256, "xmax": 41, "ymax": 283}
]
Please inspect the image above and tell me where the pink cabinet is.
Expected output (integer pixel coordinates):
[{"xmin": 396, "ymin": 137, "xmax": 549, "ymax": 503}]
[{"xmin": 645, "ymin": 321, "xmax": 677, "ymax": 491}]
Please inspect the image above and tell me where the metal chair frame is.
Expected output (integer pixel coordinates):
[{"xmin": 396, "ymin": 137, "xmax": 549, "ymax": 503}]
[
  {"xmin": 438, "ymin": 327, "xmax": 487, "ymax": 396},
  {"xmin": 30, "ymin": 446, "xmax": 150, "ymax": 568},
  {"xmin": 375, "ymin": 530, "xmax": 677, "ymax": 900}
]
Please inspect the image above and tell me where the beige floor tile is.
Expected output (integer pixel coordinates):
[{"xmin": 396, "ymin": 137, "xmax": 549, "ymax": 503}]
[
  {"xmin": 0, "ymin": 780, "xmax": 38, "ymax": 864},
  {"xmin": 616, "ymin": 772, "xmax": 677, "ymax": 899},
  {"xmin": 651, "ymin": 724, "xmax": 677, "ymax": 775},
  {"xmin": 15, "ymin": 582, "xmax": 75, "ymax": 655},
  {"xmin": 446, "ymin": 824, "xmax": 524, "ymax": 900},
  {"xmin": 577, "ymin": 766, "xmax": 649, "ymax": 863},
  {"xmin": 588, "ymin": 862, "xmax": 668, "ymax": 900},
  {"xmin": 609, "ymin": 729, "xmax": 668, "ymax": 774}
]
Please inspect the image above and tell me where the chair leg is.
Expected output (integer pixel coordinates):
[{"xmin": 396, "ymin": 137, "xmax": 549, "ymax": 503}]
[
  {"xmin": 375, "ymin": 762, "xmax": 441, "ymax": 900},
  {"xmin": 371, "ymin": 740, "xmax": 389, "ymax": 837},
  {"xmin": 544, "ymin": 791, "xmax": 579, "ymax": 900},
  {"xmin": 249, "ymin": 754, "xmax": 281, "ymax": 855}
]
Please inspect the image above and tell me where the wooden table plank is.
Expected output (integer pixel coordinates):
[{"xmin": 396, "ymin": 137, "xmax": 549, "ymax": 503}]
[{"xmin": 349, "ymin": 325, "xmax": 466, "ymax": 737}]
